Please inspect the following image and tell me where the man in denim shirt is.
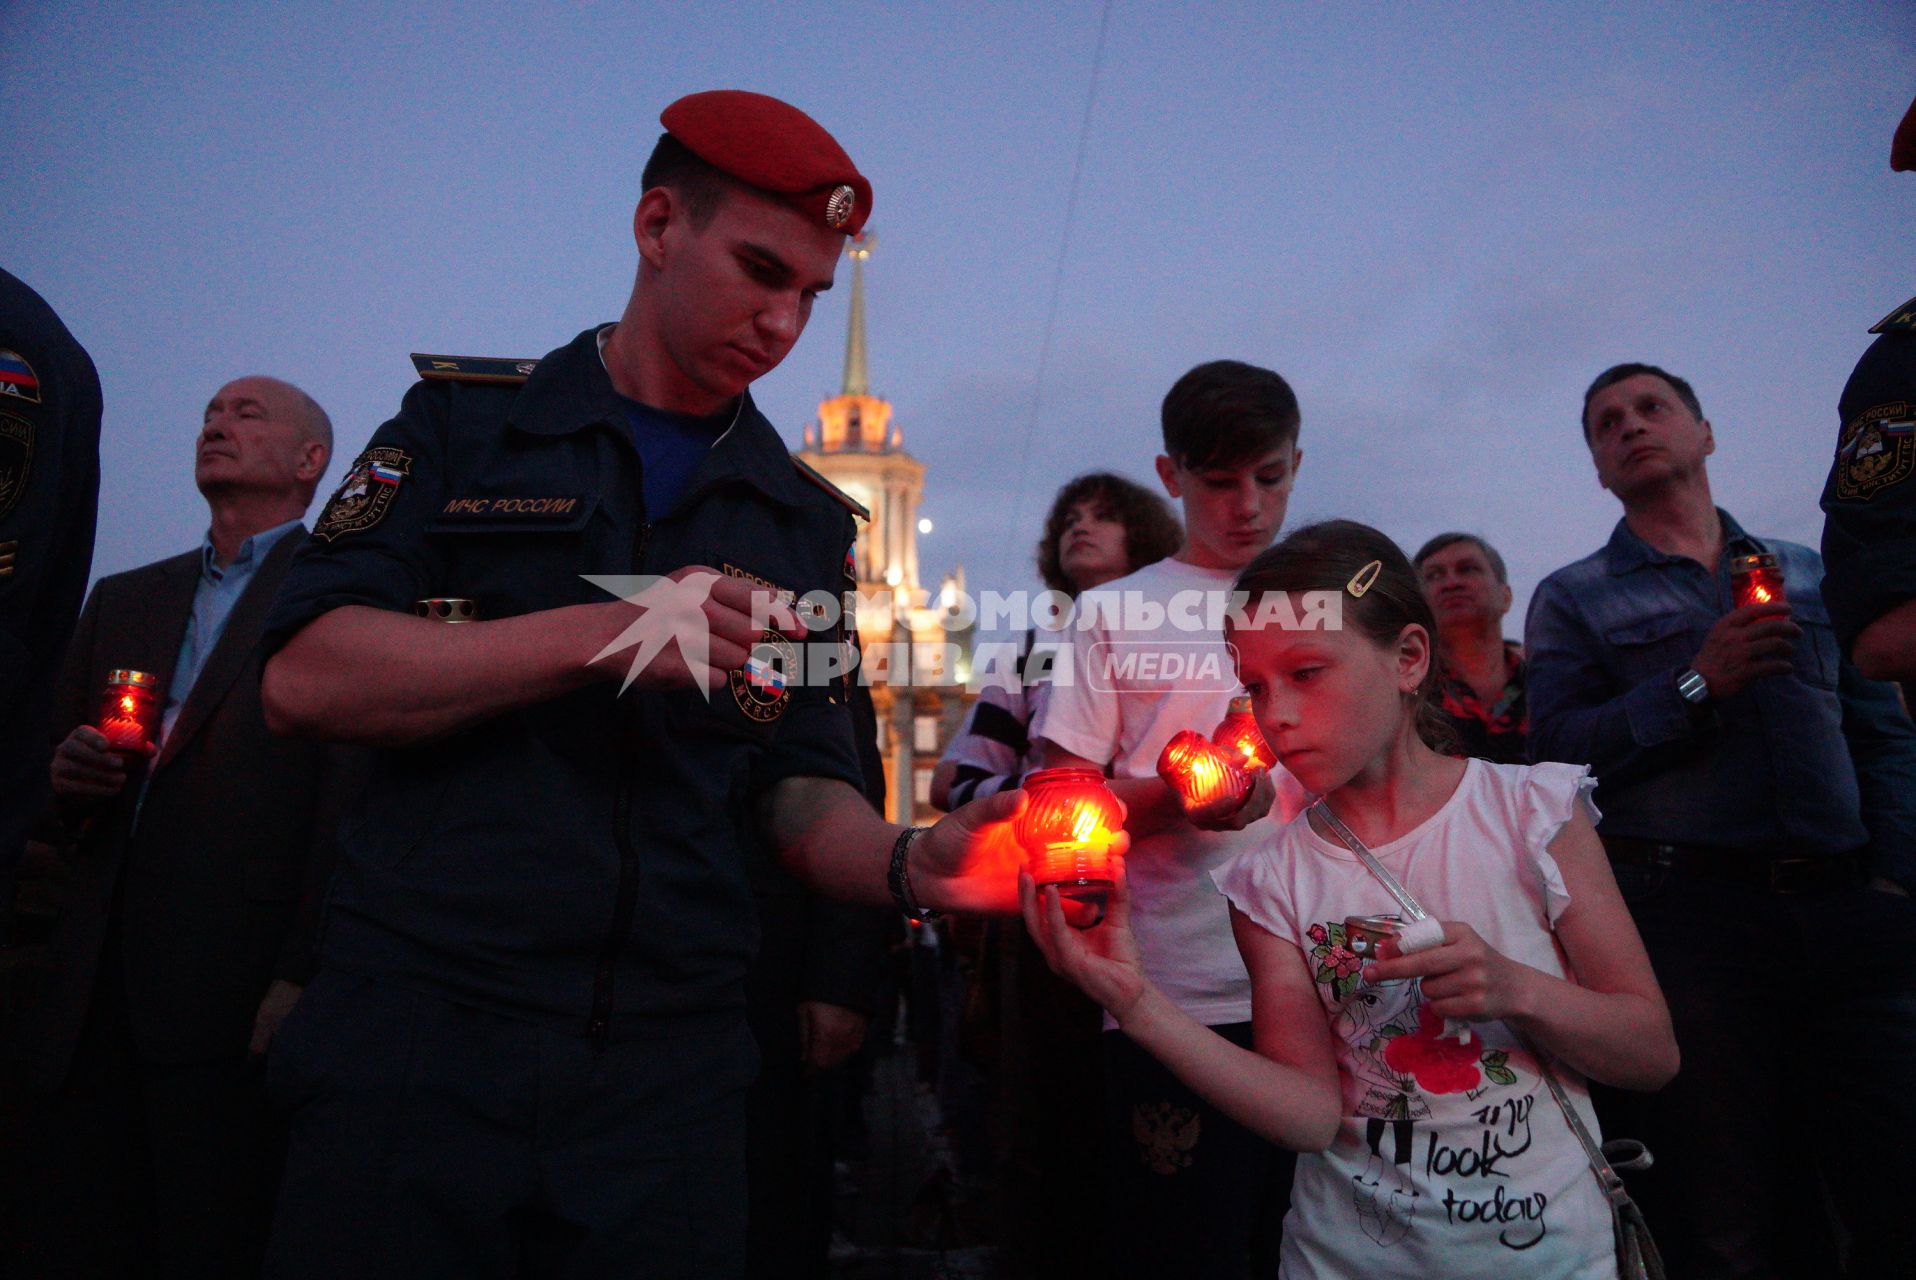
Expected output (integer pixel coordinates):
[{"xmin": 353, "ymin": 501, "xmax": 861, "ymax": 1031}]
[{"xmin": 1526, "ymin": 362, "xmax": 1916, "ymax": 1280}]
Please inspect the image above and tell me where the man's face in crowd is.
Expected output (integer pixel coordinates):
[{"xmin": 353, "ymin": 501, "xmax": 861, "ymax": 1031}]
[
  {"xmin": 1056, "ymin": 497, "xmax": 1130, "ymax": 592},
  {"xmin": 1157, "ymin": 442, "xmax": 1300, "ymax": 572},
  {"xmin": 643, "ymin": 182, "xmax": 842, "ymax": 406},
  {"xmin": 1418, "ymin": 540, "xmax": 1511, "ymax": 633},
  {"xmin": 1583, "ymin": 372, "xmax": 1714, "ymax": 503},
  {"xmin": 195, "ymin": 377, "xmax": 325, "ymax": 502}
]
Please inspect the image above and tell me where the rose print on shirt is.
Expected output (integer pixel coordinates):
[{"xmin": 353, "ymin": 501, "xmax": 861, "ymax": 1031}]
[
  {"xmin": 1307, "ymin": 920, "xmax": 1367, "ymax": 1001},
  {"xmin": 1383, "ymin": 1006, "xmax": 1487, "ymax": 1094}
]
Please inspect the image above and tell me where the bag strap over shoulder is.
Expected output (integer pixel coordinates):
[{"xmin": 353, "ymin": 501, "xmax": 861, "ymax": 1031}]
[{"xmin": 1307, "ymin": 797, "xmax": 1664, "ymax": 1261}]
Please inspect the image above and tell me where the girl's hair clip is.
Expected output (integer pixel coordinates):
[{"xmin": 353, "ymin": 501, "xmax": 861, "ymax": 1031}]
[{"xmin": 1346, "ymin": 559, "xmax": 1383, "ymax": 599}]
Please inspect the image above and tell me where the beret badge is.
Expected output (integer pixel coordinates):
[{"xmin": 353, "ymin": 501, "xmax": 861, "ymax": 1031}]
[{"xmin": 824, "ymin": 184, "xmax": 857, "ymax": 229}]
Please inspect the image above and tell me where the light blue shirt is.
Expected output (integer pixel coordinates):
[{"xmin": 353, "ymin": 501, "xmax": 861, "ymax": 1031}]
[{"xmin": 158, "ymin": 517, "xmax": 305, "ymax": 746}]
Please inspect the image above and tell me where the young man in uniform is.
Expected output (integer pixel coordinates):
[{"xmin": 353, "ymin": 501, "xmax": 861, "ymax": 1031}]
[
  {"xmin": 1032, "ymin": 360, "xmax": 1305, "ymax": 1279},
  {"xmin": 258, "ymin": 91, "xmax": 1035, "ymax": 1278}
]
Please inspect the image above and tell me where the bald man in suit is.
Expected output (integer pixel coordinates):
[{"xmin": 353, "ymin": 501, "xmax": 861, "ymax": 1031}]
[{"xmin": 12, "ymin": 376, "xmax": 360, "ymax": 1278}]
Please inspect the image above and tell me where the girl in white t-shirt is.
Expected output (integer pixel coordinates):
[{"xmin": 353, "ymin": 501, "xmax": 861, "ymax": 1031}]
[{"xmin": 1023, "ymin": 520, "xmax": 1677, "ymax": 1279}]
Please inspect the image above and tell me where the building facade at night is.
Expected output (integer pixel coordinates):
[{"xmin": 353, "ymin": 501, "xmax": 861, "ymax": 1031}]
[{"xmin": 798, "ymin": 234, "xmax": 974, "ymax": 823}]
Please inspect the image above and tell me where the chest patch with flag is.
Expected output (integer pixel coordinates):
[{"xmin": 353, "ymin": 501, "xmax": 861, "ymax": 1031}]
[{"xmin": 719, "ymin": 563, "xmax": 798, "ymax": 722}]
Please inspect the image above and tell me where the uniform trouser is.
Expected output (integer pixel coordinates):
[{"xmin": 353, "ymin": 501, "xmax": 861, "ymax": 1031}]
[
  {"xmin": 1101, "ymin": 1022, "xmax": 1294, "ymax": 1280},
  {"xmin": 264, "ymin": 969, "xmax": 757, "ymax": 1280},
  {"xmin": 1594, "ymin": 865, "xmax": 1916, "ymax": 1280},
  {"xmin": 18, "ymin": 946, "xmax": 283, "ymax": 1279},
  {"xmin": 742, "ymin": 897, "xmax": 846, "ymax": 1280}
]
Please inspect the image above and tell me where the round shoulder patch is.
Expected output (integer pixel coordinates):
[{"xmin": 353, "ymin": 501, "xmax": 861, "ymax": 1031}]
[
  {"xmin": 1834, "ymin": 400, "xmax": 1915, "ymax": 503},
  {"xmin": 730, "ymin": 630, "xmax": 797, "ymax": 723},
  {"xmin": 315, "ymin": 446, "xmax": 414, "ymax": 541}
]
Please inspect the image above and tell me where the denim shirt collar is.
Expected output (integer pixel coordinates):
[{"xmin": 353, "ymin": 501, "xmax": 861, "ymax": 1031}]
[{"xmin": 1600, "ymin": 506, "xmax": 1750, "ymax": 576}]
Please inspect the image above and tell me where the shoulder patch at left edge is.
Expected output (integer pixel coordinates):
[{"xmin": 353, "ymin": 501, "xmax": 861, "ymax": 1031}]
[
  {"xmin": 1834, "ymin": 401, "xmax": 1916, "ymax": 502},
  {"xmin": 411, "ymin": 353, "xmax": 541, "ymax": 384},
  {"xmin": 790, "ymin": 455, "xmax": 870, "ymax": 521},
  {"xmin": 1870, "ymin": 295, "xmax": 1916, "ymax": 334}
]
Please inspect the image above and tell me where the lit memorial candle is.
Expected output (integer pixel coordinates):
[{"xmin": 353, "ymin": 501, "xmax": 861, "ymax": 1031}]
[
  {"xmin": 1156, "ymin": 729, "xmax": 1250, "ymax": 811},
  {"xmin": 1212, "ymin": 695, "xmax": 1275, "ymax": 772},
  {"xmin": 1728, "ymin": 550, "xmax": 1786, "ymax": 610},
  {"xmin": 97, "ymin": 669, "xmax": 161, "ymax": 754},
  {"xmin": 1017, "ymin": 767, "xmax": 1124, "ymax": 924}
]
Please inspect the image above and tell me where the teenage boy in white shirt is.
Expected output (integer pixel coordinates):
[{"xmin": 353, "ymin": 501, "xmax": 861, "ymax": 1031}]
[{"xmin": 1033, "ymin": 359, "xmax": 1305, "ymax": 1280}]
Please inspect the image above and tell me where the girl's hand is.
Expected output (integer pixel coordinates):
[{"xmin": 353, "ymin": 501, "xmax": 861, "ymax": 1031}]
[
  {"xmin": 1020, "ymin": 864, "xmax": 1149, "ymax": 1020},
  {"xmin": 1363, "ymin": 922, "xmax": 1537, "ymax": 1023},
  {"xmin": 1184, "ymin": 766, "xmax": 1276, "ymax": 832}
]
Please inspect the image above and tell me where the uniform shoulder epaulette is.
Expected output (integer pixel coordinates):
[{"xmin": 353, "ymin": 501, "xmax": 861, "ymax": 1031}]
[
  {"xmin": 1869, "ymin": 295, "xmax": 1916, "ymax": 335},
  {"xmin": 789, "ymin": 454, "xmax": 870, "ymax": 521},
  {"xmin": 410, "ymin": 353, "xmax": 542, "ymax": 384}
]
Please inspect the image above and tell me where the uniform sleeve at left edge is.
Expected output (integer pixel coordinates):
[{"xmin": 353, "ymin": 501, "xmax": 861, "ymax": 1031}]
[{"xmin": 751, "ymin": 510, "xmax": 864, "ymax": 794}]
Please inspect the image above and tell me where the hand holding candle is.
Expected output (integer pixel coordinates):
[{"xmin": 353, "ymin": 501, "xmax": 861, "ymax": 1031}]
[
  {"xmin": 1157, "ymin": 729, "xmax": 1251, "ymax": 811},
  {"xmin": 1015, "ymin": 767, "xmax": 1124, "ymax": 927}
]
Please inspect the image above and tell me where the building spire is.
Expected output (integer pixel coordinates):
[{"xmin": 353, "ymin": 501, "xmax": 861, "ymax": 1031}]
[{"xmin": 841, "ymin": 231, "xmax": 874, "ymax": 397}]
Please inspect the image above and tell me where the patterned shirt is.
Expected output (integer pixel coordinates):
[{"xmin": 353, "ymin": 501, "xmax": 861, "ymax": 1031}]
[{"xmin": 1433, "ymin": 640, "xmax": 1528, "ymax": 765}]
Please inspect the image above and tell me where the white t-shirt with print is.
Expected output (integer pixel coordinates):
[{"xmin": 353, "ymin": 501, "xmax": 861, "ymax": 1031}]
[
  {"xmin": 1034, "ymin": 556, "xmax": 1304, "ymax": 1029},
  {"xmin": 1213, "ymin": 759, "xmax": 1617, "ymax": 1280}
]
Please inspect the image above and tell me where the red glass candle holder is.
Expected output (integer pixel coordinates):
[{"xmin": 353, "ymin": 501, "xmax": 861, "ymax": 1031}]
[
  {"xmin": 1017, "ymin": 767, "xmax": 1123, "ymax": 919},
  {"xmin": 1729, "ymin": 552, "xmax": 1786, "ymax": 609},
  {"xmin": 1156, "ymin": 729, "xmax": 1250, "ymax": 811},
  {"xmin": 97, "ymin": 669, "xmax": 160, "ymax": 754},
  {"xmin": 1212, "ymin": 695, "xmax": 1275, "ymax": 772}
]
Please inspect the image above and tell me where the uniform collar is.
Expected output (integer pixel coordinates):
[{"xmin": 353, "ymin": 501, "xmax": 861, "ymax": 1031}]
[
  {"xmin": 1601, "ymin": 506, "xmax": 1750, "ymax": 575},
  {"xmin": 505, "ymin": 325, "xmax": 813, "ymax": 512},
  {"xmin": 505, "ymin": 326, "xmax": 625, "ymax": 438}
]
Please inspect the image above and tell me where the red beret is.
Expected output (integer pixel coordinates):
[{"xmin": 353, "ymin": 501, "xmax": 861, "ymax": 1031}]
[
  {"xmin": 660, "ymin": 90, "xmax": 872, "ymax": 235},
  {"xmin": 1894, "ymin": 92, "xmax": 1916, "ymax": 173}
]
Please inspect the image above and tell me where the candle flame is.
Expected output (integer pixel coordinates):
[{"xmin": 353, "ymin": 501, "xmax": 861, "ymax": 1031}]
[{"xmin": 1157, "ymin": 730, "xmax": 1247, "ymax": 807}]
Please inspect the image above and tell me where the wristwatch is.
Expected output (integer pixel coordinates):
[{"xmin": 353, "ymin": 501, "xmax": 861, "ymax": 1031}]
[{"xmin": 1676, "ymin": 667, "xmax": 1710, "ymax": 705}]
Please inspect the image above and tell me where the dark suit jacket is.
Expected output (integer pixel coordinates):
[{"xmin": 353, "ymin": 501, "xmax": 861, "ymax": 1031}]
[{"xmin": 16, "ymin": 527, "xmax": 359, "ymax": 1087}]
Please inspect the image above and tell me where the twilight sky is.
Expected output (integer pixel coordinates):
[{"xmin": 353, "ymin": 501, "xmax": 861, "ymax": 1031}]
[{"xmin": 4, "ymin": 0, "xmax": 1911, "ymax": 631}]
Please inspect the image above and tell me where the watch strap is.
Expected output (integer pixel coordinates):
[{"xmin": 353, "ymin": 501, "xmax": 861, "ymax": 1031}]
[{"xmin": 887, "ymin": 826, "xmax": 939, "ymax": 922}]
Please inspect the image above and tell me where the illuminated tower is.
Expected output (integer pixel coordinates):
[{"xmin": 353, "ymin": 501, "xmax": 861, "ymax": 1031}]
[{"xmin": 798, "ymin": 233, "xmax": 973, "ymax": 821}]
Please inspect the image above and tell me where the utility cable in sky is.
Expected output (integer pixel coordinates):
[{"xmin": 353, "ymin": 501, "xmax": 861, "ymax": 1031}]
[{"xmin": 1007, "ymin": 0, "xmax": 1113, "ymax": 542}]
